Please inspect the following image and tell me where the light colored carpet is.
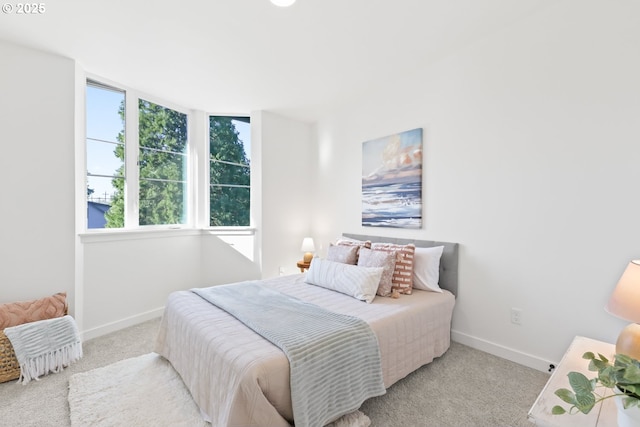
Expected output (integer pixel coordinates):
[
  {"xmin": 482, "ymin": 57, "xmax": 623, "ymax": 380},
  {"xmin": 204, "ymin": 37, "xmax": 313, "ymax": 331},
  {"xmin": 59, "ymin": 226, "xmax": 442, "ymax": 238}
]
[
  {"xmin": 68, "ymin": 352, "xmax": 370, "ymax": 427},
  {"xmin": 360, "ymin": 341, "xmax": 549, "ymax": 427},
  {"xmin": 0, "ymin": 317, "xmax": 550, "ymax": 426}
]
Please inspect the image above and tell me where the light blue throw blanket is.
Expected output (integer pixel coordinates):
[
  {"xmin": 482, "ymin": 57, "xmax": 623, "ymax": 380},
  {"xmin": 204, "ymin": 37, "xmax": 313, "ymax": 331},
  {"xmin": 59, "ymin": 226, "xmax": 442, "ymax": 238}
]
[
  {"xmin": 193, "ymin": 282, "xmax": 385, "ymax": 427},
  {"xmin": 4, "ymin": 315, "xmax": 82, "ymax": 384}
]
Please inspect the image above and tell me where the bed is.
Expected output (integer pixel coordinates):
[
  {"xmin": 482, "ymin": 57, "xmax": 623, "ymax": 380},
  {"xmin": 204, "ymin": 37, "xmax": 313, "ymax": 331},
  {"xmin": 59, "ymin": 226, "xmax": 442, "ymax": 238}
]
[{"xmin": 155, "ymin": 234, "xmax": 459, "ymax": 427}]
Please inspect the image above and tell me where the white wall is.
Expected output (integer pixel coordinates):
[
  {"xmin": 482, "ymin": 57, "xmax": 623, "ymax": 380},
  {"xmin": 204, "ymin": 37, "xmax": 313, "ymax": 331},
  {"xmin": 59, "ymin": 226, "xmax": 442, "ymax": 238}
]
[
  {"xmin": 80, "ymin": 232, "xmax": 202, "ymax": 338},
  {"xmin": 257, "ymin": 111, "xmax": 315, "ymax": 278},
  {"xmin": 200, "ymin": 232, "xmax": 261, "ymax": 286},
  {"xmin": 313, "ymin": 0, "xmax": 640, "ymax": 370},
  {"xmin": 0, "ymin": 41, "xmax": 76, "ymax": 307}
]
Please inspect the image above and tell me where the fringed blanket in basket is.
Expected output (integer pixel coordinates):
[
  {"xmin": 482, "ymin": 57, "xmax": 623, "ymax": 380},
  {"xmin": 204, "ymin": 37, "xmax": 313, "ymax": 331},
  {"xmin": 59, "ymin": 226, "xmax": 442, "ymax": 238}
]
[
  {"xmin": 4, "ymin": 315, "xmax": 82, "ymax": 384},
  {"xmin": 0, "ymin": 292, "xmax": 68, "ymax": 383}
]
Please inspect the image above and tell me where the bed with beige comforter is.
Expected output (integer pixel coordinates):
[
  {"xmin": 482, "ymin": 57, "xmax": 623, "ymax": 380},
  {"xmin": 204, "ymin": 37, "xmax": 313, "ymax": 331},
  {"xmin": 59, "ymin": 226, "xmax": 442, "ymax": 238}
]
[{"xmin": 155, "ymin": 273, "xmax": 455, "ymax": 427}]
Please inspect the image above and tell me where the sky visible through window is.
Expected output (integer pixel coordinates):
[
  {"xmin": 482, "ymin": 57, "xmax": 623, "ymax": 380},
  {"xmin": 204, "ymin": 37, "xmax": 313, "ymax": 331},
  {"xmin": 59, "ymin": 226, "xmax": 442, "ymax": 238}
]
[
  {"xmin": 86, "ymin": 85, "xmax": 123, "ymax": 203},
  {"xmin": 86, "ymin": 86, "xmax": 251, "ymax": 205}
]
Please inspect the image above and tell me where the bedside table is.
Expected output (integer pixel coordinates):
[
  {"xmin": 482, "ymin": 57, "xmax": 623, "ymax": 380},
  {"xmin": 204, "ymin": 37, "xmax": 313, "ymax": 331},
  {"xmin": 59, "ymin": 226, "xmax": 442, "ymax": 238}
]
[
  {"xmin": 296, "ymin": 260, "xmax": 310, "ymax": 272},
  {"xmin": 528, "ymin": 336, "xmax": 617, "ymax": 426}
]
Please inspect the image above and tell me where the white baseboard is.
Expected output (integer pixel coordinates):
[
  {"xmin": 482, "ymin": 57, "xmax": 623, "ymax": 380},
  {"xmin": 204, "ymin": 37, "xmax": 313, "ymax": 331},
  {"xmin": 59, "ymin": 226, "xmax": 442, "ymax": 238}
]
[
  {"xmin": 451, "ymin": 329, "xmax": 555, "ymax": 373},
  {"xmin": 81, "ymin": 307, "xmax": 164, "ymax": 341}
]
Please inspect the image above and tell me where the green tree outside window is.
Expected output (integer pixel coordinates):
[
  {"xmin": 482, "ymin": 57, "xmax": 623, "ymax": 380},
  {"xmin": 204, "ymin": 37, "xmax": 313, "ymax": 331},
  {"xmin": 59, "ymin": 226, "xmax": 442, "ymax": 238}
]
[{"xmin": 209, "ymin": 116, "xmax": 251, "ymax": 227}]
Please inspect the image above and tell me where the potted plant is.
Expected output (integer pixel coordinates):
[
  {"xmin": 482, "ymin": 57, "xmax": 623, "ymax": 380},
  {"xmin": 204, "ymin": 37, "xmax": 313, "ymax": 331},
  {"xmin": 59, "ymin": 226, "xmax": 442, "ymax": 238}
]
[{"xmin": 553, "ymin": 351, "xmax": 640, "ymax": 426}]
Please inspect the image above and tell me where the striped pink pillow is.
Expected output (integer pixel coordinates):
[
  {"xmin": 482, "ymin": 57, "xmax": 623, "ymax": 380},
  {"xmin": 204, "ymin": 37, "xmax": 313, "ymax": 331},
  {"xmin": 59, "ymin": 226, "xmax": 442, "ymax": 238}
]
[{"xmin": 370, "ymin": 243, "xmax": 416, "ymax": 294}]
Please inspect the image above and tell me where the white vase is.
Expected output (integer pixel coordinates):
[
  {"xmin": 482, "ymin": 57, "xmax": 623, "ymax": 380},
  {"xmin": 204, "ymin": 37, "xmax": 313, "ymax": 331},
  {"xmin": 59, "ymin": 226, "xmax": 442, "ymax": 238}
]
[{"xmin": 615, "ymin": 394, "xmax": 640, "ymax": 427}]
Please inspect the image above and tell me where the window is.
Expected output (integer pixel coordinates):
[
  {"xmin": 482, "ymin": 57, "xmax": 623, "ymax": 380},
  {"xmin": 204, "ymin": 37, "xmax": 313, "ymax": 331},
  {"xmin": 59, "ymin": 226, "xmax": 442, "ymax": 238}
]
[
  {"xmin": 138, "ymin": 99, "xmax": 188, "ymax": 226},
  {"xmin": 209, "ymin": 116, "xmax": 251, "ymax": 227},
  {"xmin": 86, "ymin": 80, "xmax": 189, "ymax": 229},
  {"xmin": 86, "ymin": 81, "xmax": 125, "ymax": 229}
]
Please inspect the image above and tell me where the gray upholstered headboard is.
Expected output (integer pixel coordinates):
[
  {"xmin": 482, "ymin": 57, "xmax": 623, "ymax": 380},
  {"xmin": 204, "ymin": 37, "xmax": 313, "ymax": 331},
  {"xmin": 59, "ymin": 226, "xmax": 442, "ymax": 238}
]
[{"xmin": 342, "ymin": 233, "xmax": 459, "ymax": 297}]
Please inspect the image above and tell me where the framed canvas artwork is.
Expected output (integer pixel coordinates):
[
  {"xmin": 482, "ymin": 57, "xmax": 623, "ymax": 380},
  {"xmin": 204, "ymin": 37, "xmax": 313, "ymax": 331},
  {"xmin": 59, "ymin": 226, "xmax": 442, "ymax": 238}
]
[{"xmin": 362, "ymin": 128, "xmax": 422, "ymax": 228}]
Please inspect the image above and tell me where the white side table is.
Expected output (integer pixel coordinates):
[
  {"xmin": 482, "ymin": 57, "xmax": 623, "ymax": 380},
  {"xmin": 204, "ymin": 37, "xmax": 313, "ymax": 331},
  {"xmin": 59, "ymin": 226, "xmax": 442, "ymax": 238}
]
[{"xmin": 528, "ymin": 336, "xmax": 617, "ymax": 427}]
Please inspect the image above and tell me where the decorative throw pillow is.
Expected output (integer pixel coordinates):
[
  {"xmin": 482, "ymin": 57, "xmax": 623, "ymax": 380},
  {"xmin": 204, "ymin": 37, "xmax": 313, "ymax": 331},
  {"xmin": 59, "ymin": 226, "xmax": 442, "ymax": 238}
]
[
  {"xmin": 413, "ymin": 246, "xmax": 444, "ymax": 293},
  {"xmin": 335, "ymin": 238, "xmax": 371, "ymax": 249},
  {"xmin": 335, "ymin": 238, "xmax": 371, "ymax": 263},
  {"xmin": 0, "ymin": 292, "xmax": 67, "ymax": 328},
  {"xmin": 370, "ymin": 243, "xmax": 416, "ymax": 294},
  {"xmin": 357, "ymin": 248, "xmax": 397, "ymax": 297},
  {"xmin": 305, "ymin": 258, "xmax": 383, "ymax": 303},
  {"xmin": 326, "ymin": 244, "xmax": 359, "ymax": 265}
]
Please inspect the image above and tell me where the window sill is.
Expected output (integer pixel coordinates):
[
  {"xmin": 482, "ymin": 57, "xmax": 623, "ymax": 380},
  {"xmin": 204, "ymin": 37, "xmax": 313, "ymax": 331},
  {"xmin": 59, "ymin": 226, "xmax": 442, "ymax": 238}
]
[
  {"xmin": 79, "ymin": 227, "xmax": 202, "ymax": 243},
  {"xmin": 79, "ymin": 227, "xmax": 256, "ymax": 243},
  {"xmin": 201, "ymin": 227, "xmax": 256, "ymax": 236}
]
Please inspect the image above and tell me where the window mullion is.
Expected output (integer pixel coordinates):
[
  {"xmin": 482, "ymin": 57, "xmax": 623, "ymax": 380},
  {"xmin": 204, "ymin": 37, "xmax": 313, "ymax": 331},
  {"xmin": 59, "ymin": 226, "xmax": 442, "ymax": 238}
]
[
  {"xmin": 190, "ymin": 110, "xmax": 207, "ymax": 228},
  {"xmin": 125, "ymin": 94, "xmax": 139, "ymax": 228}
]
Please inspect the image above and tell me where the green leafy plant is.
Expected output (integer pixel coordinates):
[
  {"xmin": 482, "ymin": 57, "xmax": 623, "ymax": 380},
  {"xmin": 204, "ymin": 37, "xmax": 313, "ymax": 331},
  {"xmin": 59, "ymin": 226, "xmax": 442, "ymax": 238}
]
[{"xmin": 553, "ymin": 352, "xmax": 640, "ymax": 415}]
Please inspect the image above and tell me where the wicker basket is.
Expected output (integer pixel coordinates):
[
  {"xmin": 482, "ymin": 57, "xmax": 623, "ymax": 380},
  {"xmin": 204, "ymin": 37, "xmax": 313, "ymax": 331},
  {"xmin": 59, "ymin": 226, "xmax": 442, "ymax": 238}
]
[
  {"xmin": 0, "ymin": 330, "xmax": 20, "ymax": 383},
  {"xmin": 0, "ymin": 293, "xmax": 68, "ymax": 383},
  {"xmin": 0, "ymin": 309, "xmax": 70, "ymax": 383}
]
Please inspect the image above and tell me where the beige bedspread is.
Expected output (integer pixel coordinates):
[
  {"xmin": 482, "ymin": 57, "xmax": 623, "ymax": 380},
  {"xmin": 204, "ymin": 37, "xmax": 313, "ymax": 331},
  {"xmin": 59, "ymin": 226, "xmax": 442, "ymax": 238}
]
[{"xmin": 155, "ymin": 273, "xmax": 455, "ymax": 427}]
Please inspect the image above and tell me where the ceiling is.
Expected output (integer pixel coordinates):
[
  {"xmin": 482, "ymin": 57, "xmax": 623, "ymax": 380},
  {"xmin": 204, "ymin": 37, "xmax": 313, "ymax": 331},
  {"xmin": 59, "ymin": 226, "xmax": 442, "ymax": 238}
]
[{"xmin": 0, "ymin": 0, "xmax": 557, "ymax": 122}]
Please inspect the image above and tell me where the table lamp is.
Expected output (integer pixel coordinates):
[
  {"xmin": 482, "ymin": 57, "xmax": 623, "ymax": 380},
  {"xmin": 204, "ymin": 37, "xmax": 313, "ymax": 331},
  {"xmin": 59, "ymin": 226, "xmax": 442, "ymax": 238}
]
[
  {"xmin": 605, "ymin": 260, "xmax": 640, "ymax": 360},
  {"xmin": 301, "ymin": 238, "xmax": 315, "ymax": 263}
]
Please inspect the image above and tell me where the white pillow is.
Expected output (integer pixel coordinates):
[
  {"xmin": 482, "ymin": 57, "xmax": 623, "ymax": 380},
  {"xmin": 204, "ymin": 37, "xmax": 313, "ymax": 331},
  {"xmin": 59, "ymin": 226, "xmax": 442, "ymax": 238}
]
[
  {"xmin": 305, "ymin": 258, "xmax": 383, "ymax": 303},
  {"xmin": 412, "ymin": 246, "xmax": 444, "ymax": 293}
]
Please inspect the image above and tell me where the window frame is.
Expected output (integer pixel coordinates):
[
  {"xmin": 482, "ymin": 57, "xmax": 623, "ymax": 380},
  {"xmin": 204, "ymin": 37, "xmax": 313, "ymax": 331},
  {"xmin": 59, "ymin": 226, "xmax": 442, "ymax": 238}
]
[
  {"xmin": 207, "ymin": 115, "xmax": 252, "ymax": 229},
  {"xmin": 85, "ymin": 79, "xmax": 126, "ymax": 226},
  {"xmin": 84, "ymin": 75, "xmax": 193, "ymax": 231}
]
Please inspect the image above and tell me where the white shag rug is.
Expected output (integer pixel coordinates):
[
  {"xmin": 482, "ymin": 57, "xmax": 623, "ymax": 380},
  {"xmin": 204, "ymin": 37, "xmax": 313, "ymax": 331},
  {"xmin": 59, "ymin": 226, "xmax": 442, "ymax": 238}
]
[
  {"xmin": 68, "ymin": 353, "xmax": 208, "ymax": 427},
  {"xmin": 68, "ymin": 352, "xmax": 370, "ymax": 427}
]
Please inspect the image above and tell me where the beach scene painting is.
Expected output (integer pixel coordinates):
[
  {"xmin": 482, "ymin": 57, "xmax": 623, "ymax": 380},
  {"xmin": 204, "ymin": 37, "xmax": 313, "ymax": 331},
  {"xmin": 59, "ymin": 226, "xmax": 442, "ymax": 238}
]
[{"xmin": 362, "ymin": 128, "xmax": 422, "ymax": 228}]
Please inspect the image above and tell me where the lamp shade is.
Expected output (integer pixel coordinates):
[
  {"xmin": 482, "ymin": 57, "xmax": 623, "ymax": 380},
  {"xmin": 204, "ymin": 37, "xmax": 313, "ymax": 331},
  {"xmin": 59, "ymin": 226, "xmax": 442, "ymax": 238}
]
[
  {"xmin": 606, "ymin": 260, "xmax": 640, "ymax": 323},
  {"xmin": 300, "ymin": 237, "xmax": 315, "ymax": 253}
]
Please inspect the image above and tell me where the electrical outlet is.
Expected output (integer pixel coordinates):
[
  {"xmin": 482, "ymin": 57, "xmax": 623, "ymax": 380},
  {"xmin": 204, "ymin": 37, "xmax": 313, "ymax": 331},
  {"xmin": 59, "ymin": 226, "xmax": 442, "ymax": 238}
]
[
  {"xmin": 279, "ymin": 266, "xmax": 285, "ymax": 276},
  {"xmin": 511, "ymin": 308, "xmax": 523, "ymax": 325}
]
